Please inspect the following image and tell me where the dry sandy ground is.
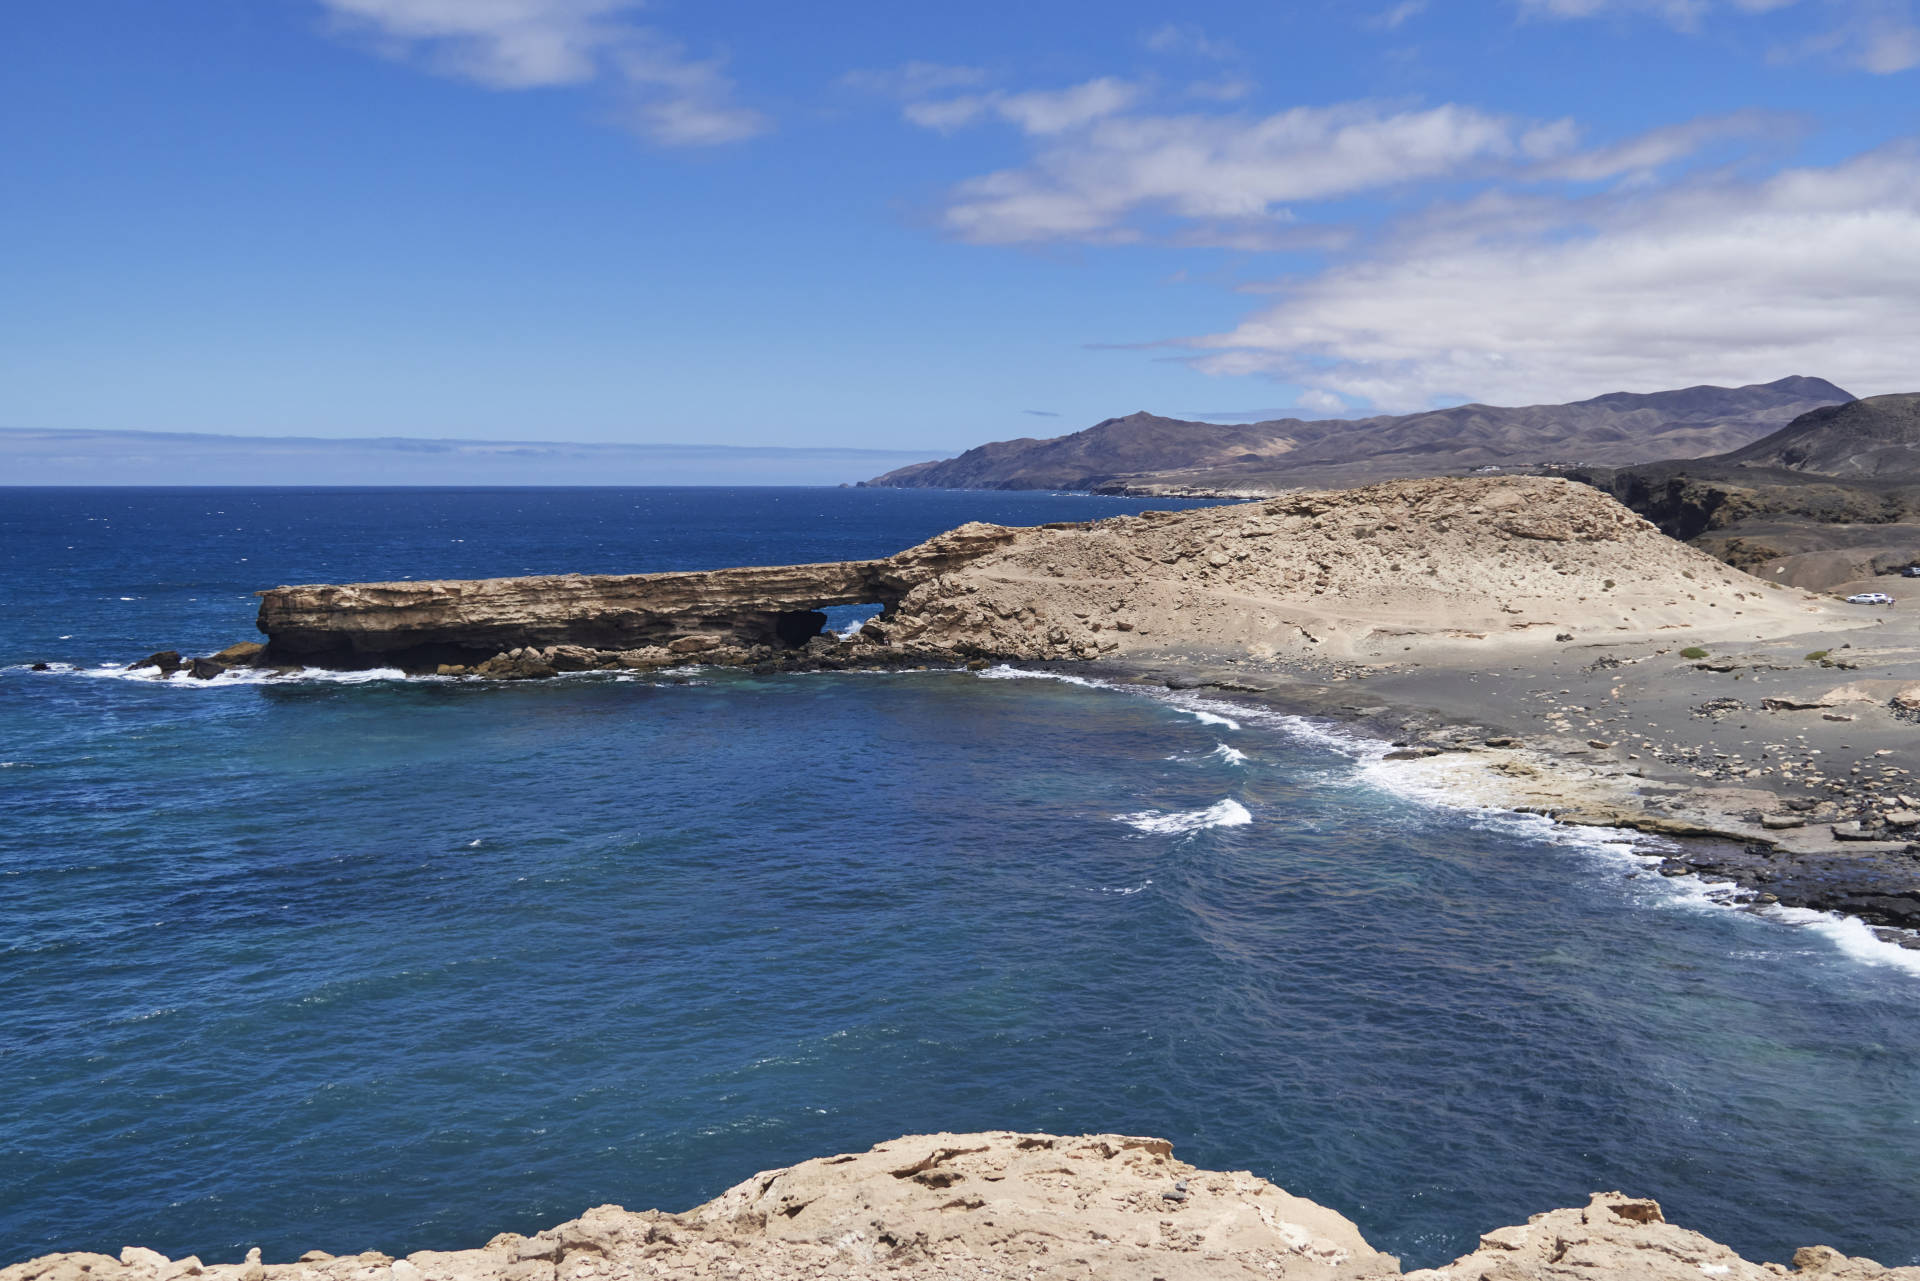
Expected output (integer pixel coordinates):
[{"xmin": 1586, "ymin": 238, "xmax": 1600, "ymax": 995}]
[
  {"xmin": 5, "ymin": 1133, "xmax": 1913, "ymax": 1281},
  {"xmin": 877, "ymin": 476, "xmax": 1854, "ymax": 665},
  {"xmin": 1109, "ymin": 587, "xmax": 1920, "ymax": 853}
]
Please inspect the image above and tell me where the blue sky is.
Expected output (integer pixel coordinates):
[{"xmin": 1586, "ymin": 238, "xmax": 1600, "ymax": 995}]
[{"xmin": 3, "ymin": 0, "xmax": 1917, "ymax": 454}]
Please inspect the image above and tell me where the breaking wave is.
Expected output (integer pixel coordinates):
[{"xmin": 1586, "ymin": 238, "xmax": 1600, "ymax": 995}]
[{"xmin": 1118, "ymin": 798, "xmax": 1252, "ymax": 835}]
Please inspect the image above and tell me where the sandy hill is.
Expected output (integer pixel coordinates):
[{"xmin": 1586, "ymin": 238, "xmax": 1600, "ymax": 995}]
[
  {"xmin": 1714, "ymin": 393, "xmax": 1920, "ymax": 478},
  {"xmin": 867, "ymin": 378, "xmax": 1852, "ymax": 493},
  {"xmin": 871, "ymin": 476, "xmax": 1846, "ymax": 662}
]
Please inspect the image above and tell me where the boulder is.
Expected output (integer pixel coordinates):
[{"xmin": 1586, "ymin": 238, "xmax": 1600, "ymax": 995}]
[
  {"xmin": 127, "ymin": 651, "xmax": 183, "ymax": 675},
  {"xmin": 208, "ymin": 642, "xmax": 265, "ymax": 666}
]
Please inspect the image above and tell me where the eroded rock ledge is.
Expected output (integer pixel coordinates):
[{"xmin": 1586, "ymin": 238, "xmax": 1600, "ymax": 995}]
[
  {"xmin": 223, "ymin": 478, "xmax": 1848, "ymax": 679},
  {"xmin": 4, "ymin": 1132, "xmax": 1912, "ymax": 1281}
]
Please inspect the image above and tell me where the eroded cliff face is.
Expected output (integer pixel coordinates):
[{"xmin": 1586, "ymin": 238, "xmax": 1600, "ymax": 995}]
[
  {"xmin": 4, "ymin": 1132, "xmax": 1912, "ymax": 1281},
  {"xmin": 248, "ymin": 524, "xmax": 1021, "ymax": 673},
  {"xmin": 234, "ymin": 477, "xmax": 1847, "ymax": 678}
]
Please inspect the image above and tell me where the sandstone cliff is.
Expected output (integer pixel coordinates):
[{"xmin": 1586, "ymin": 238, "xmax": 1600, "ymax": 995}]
[{"xmin": 4, "ymin": 1132, "xmax": 1911, "ymax": 1281}]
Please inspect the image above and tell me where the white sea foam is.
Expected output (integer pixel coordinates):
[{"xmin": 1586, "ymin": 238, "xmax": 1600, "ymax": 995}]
[
  {"xmin": 1208, "ymin": 743, "xmax": 1249, "ymax": 766},
  {"xmin": 972, "ymin": 664, "xmax": 1113, "ymax": 690},
  {"xmin": 1757, "ymin": 905, "xmax": 1920, "ymax": 976},
  {"xmin": 1344, "ymin": 737, "xmax": 1920, "ymax": 977},
  {"xmin": 75, "ymin": 663, "xmax": 421, "ymax": 687},
  {"xmin": 1095, "ymin": 879, "xmax": 1154, "ymax": 895},
  {"xmin": 1118, "ymin": 798, "xmax": 1252, "ymax": 835}
]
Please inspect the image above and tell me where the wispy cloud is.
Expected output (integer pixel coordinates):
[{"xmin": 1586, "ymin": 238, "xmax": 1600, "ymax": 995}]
[
  {"xmin": 1369, "ymin": 1, "xmax": 1431, "ymax": 31},
  {"xmin": 1531, "ymin": 108, "xmax": 1795, "ymax": 180},
  {"xmin": 1784, "ymin": 0, "xmax": 1920, "ymax": 71},
  {"xmin": 1519, "ymin": 0, "xmax": 1919, "ymax": 72},
  {"xmin": 839, "ymin": 61, "xmax": 988, "ymax": 98},
  {"xmin": 1022, "ymin": 409, "xmax": 1062, "ymax": 417},
  {"xmin": 315, "ymin": 0, "xmax": 768, "ymax": 144},
  {"xmin": 1182, "ymin": 142, "xmax": 1920, "ymax": 409},
  {"xmin": 924, "ymin": 98, "xmax": 1574, "ymax": 245},
  {"xmin": 1142, "ymin": 24, "xmax": 1239, "ymax": 60},
  {"xmin": 902, "ymin": 78, "xmax": 1141, "ymax": 136}
]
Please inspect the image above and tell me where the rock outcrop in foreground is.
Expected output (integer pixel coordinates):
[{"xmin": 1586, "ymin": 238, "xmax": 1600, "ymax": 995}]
[
  {"xmin": 4, "ymin": 1132, "xmax": 1912, "ymax": 1281},
  {"xmin": 234, "ymin": 478, "xmax": 1847, "ymax": 677}
]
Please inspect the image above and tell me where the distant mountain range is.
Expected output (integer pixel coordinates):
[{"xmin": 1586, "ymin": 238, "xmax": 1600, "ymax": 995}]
[
  {"xmin": 1713, "ymin": 393, "xmax": 1920, "ymax": 478},
  {"xmin": 866, "ymin": 376, "xmax": 1855, "ymax": 493}
]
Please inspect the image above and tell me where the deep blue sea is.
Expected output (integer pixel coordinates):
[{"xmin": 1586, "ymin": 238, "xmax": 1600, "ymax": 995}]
[{"xmin": 3, "ymin": 487, "xmax": 1919, "ymax": 1272}]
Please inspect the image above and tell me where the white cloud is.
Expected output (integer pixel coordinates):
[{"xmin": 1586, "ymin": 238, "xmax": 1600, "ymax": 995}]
[
  {"xmin": 1183, "ymin": 143, "xmax": 1920, "ymax": 409},
  {"xmin": 931, "ymin": 101, "xmax": 1564, "ymax": 245},
  {"xmin": 902, "ymin": 78, "xmax": 1140, "ymax": 137},
  {"xmin": 1532, "ymin": 109, "xmax": 1791, "ymax": 180},
  {"xmin": 315, "ymin": 0, "xmax": 767, "ymax": 144},
  {"xmin": 839, "ymin": 61, "xmax": 988, "ymax": 98},
  {"xmin": 1521, "ymin": 0, "xmax": 1919, "ymax": 72},
  {"xmin": 1369, "ymin": 1, "xmax": 1431, "ymax": 31},
  {"xmin": 1788, "ymin": 1, "xmax": 1920, "ymax": 71},
  {"xmin": 1297, "ymin": 388, "xmax": 1350, "ymax": 413},
  {"xmin": 995, "ymin": 79, "xmax": 1141, "ymax": 134},
  {"xmin": 1142, "ymin": 24, "xmax": 1238, "ymax": 60}
]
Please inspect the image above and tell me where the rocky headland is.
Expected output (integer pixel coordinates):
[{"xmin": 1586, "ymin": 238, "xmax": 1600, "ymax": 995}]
[
  {"xmin": 121, "ymin": 475, "xmax": 1920, "ymax": 937},
  {"xmin": 188, "ymin": 476, "xmax": 1839, "ymax": 680},
  {"xmin": 5, "ymin": 1131, "xmax": 1913, "ymax": 1281}
]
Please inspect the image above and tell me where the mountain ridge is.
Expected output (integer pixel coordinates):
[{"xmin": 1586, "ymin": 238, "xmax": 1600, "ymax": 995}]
[{"xmin": 866, "ymin": 376, "xmax": 1854, "ymax": 492}]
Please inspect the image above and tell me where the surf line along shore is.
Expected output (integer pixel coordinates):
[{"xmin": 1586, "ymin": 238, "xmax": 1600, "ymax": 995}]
[{"xmin": 133, "ymin": 475, "xmax": 1920, "ymax": 944}]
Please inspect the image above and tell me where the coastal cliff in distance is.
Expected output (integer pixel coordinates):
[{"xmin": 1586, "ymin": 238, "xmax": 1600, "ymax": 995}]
[
  {"xmin": 5, "ymin": 1130, "xmax": 1913, "ymax": 1280},
  {"xmin": 865, "ymin": 377, "xmax": 1851, "ymax": 494},
  {"xmin": 229, "ymin": 477, "xmax": 1846, "ymax": 678}
]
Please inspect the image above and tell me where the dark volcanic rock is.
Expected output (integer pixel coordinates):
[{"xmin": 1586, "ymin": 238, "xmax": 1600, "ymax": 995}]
[
  {"xmin": 1659, "ymin": 843, "xmax": 1920, "ymax": 934},
  {"xmin": 1716, "ymin": 393, "xmax": 1920, "ymax": 479}
]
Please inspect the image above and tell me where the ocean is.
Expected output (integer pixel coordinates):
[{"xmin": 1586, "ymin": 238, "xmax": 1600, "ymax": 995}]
[{"xmin": 3, "ymin": 486, "xmax": 1918, "ymax": 1271}]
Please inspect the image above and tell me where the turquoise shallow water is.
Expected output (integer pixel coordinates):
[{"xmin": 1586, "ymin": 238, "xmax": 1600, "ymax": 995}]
[{"xmin": 3, "ymin": 487, "xmax": 1918, "ymax": 1271}]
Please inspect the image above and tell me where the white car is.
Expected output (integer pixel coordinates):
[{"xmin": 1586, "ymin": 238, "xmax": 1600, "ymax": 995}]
[{"xmin": 1846, "ymin": 592, "xmax": 1894, "ymax": 605}]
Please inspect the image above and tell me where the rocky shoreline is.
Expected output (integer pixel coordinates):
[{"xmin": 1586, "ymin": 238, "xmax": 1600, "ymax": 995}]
[
  {"xmin": 107, "ymin": 476, "xmax": 1920, "ymax": 943},
  {"xmin": 4, "ymin": 1131, "xmax": 1912, "ymax": 1280}
]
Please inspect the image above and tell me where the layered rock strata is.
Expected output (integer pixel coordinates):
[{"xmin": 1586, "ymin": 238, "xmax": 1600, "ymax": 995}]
[
  {"xmin": 242, "ymin": 478, "xmax": 1848, "ymax": 676},
  {"xmin": 4, "ymin": 1132, "xmax": 1912, "ymax": 1281}
]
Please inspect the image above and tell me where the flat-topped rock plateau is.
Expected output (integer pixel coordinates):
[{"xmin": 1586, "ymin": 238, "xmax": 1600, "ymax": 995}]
[
  {"xmin": 220, "ymin": 477, "xmax": 1852, "ymax": 679},
  {"xmin": 5, "ymin": 1132, "xmax": 1912, "ymax": 1281}
]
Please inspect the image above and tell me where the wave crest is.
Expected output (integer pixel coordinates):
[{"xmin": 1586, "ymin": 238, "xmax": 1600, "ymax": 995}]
[{"xmin": 1118, "ymin": 798, "xmax": 1252, "ymax": 835}]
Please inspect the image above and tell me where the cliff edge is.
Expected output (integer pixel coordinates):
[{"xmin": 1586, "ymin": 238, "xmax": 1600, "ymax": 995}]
[
  {"xmin": 5, "ymin": 1132, "xmax": 1912, "ymax": 1281},
  {"xmin": 229, "ymin": 477, "xmax": 1853, "ymax": 679}
]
